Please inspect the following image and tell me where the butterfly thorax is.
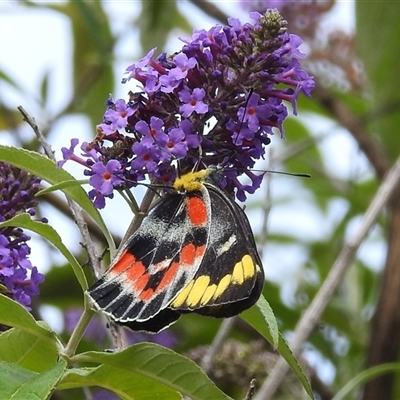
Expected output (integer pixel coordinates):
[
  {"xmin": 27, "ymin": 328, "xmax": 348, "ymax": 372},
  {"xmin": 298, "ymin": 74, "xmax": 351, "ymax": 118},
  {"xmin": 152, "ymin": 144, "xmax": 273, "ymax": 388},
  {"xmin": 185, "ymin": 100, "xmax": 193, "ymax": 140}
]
[
  {"xmin": 173, "ymin": 169, "xmax": 210, "ymax": 192},
  {"xmin": 173, "ymin": 166, "xmax": 224, "ymax": 193}
]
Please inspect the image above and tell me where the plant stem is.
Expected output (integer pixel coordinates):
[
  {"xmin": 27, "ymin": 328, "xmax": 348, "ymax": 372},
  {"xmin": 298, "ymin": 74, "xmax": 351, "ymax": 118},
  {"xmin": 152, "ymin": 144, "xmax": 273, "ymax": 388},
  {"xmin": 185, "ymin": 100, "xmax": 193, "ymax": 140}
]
[{"xmin": 64, "ymin": 300, "xmax": 95, "ymax": 358}]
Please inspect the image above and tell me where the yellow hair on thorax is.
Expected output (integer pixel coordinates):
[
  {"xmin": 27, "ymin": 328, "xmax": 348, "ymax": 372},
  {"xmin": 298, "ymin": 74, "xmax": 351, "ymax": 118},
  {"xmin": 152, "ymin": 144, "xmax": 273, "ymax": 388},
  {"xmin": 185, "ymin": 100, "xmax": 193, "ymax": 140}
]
[{"xmin": 173, "ymin": 169, "xmax": 211, "ymax": 192}]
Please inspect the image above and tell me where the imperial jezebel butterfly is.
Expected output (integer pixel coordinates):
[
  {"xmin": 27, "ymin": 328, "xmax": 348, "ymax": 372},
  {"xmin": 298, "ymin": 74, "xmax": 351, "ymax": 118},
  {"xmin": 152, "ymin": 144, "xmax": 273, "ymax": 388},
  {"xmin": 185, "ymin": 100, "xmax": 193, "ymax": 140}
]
[{"xmin": 87, "ymin": 166, "xmax": 264, "ymax": 332}]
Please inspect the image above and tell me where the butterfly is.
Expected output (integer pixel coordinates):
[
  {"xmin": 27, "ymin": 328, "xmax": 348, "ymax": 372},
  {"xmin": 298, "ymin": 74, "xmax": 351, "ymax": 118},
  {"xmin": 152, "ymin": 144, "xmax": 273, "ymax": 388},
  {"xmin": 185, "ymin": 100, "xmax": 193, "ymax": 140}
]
[{"xmin": 87, "ymin": 166, "xmax": 265, "ymax": 332}]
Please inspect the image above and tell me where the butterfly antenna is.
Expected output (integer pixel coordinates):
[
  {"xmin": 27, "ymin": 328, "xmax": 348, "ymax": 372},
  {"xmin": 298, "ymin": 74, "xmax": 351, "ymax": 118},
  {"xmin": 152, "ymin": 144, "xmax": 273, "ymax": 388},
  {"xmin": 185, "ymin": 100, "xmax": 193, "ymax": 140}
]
[
  {"xmin": 192, "ymin": 143, "xmax": 205, "ymax": 172},
  {"xmin": 235, "ymin": 88, "xmax": 253, "ymax": 146},
  {"xmin": 251, "ymin": 169, "xmax": 311, "ymax": 178}
]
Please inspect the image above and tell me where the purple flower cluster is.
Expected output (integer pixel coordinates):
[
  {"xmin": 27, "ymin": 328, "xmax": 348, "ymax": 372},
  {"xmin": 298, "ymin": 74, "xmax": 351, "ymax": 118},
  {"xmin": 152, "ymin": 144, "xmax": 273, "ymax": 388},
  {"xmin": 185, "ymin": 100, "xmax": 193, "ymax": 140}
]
[
  {"xmin": 59, "ymin": 10, "xmax": 314, "ymax": 206},
  {"xmin": 0, "ymin": 162, "xmax": 45, "ymax": 310}
]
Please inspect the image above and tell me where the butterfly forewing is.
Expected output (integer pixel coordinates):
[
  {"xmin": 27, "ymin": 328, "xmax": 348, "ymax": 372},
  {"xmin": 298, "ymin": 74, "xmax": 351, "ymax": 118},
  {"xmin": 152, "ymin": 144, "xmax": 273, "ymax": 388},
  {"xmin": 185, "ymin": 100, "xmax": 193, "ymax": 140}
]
[{"xmin": 88, "ymin": 186, "xmax": 212, "ymax": 324}]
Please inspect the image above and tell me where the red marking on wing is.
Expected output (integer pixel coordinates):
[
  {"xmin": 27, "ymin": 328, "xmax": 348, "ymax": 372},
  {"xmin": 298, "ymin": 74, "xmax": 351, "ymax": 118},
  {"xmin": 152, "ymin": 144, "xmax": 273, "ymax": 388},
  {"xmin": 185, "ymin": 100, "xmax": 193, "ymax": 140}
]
[
  {"xmin": 180, "ymin": 243, "xmax": 206, "ymax": 265},
  {"xmin": 157, "ymin": 261, "xmax": 179, "ymax": 292},
  {"xmin": 187, "ymin": 197, "xmax": 208, "ymax": 226},
  {"xmin": 181, "ymin": 243, "xmax": 196, "ymax": 265},
  {"xmin": 140, "ymin": 288, "xmax": 154, "ymax": 301},
  {"xmin": 126, "ymin": 262, "xmax": 146, "ymax": 283},
  {"xmin": 106, "ymin": 238, "xmax": 207, "ymax": 304},
  {"xmin": 154, "ymin": 242, "xmax": 207, "ymax": 294},
  {"xmin": 133, "ymin": 273, "xmax": 149, "ymax": 292},
  {"xmin": 109, "ymin": 250, "xmax": 137, "ymax": 274},
  {"xmin": 109, "ymin": 251, "xmax": 150, "ymax": 293}
]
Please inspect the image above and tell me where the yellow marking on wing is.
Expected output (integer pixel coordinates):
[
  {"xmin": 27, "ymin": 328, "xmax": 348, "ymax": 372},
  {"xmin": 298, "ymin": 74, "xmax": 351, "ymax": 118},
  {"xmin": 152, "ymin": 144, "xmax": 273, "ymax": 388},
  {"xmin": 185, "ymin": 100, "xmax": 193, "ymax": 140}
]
[
  {"xmin": 242, "ymin": 254, "xmax": 256, "ymax": 278},
  {"xmin": 212, "ymin": 274, "xmax": 232, "ymax": 300},
  {"xmin": 231, "ymin": 255, "xmax": 256, "ymax": 284},
  {"xmin": 171, "ymin": 280, "xmax": 194, "ymax": 307},
  {"xmin": 200, "ymin": 283, "xmax": 218, "ymax": 306},
  {"xmin": 232, "ymin": 261, "xmax": 245, "ymax": 284},
  {"xmin": 185, "ymin": 275, "xmax": 211, "ymax": 307}
]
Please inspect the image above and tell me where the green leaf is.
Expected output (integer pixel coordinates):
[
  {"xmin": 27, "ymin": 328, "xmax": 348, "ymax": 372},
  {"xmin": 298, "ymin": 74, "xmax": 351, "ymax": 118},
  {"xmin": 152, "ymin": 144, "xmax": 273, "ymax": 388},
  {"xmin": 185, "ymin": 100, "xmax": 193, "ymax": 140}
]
[
  {"xmin": 0, "ymin": 68, "xmax": 25, "ymax": 92},
  {"xmin": 241, "ymin": 295, "xmax": 279, "ymax": 348},
  {"xmin": 0, "ymin": 360, "xmax": 67, "ymax": 400},
  {"xmin": 0, "ymin": 328, "xmax": 59, "ymax": 373},
  {"xmin": 241, "ymin": 297, "xmax": 313, "ymax": 399},
  {"xmin": 138, "ymin": 0, "xmax": 191, "ymax": 52},
  {"xmin": 0, "ymin": 106, "xmax": 24, "ymax": 131},
  {"xmin": 0, "ymin": 145, "xmax": 115, "ymax": 254},
  {"xmin": 333, "ymin": 363, "xmax": 400, "ymax": 400},
  {"xmin": 49, "ymin": 1, "xmax": 114, "ymax": 126},
  {"xmin": 73, "ymin": 343, "xmax": 233, "ymax": 400},
  {"xmin": 39, "ymin": 263, "xmax": 86, "ymax": 308},
  {"xmin": 0, "ymin": 70, "xmax": 27, "ymax": 130},
  {"xmin": 356, "ymin": 2, "xmax": 400, "ymax": 161},
  {"xmin": 0, "ymin": 294, "xmax": 55, "ymax": 342},
  {"xmin": 60, "ymin": 366, "xmax": 181, "ymax": 400},
  {"xmin": 36, "ymin": 179, "xmax": 89, "ymax": 196},
  {"xmin": 39, "ymin": 68, "xmax": 51, "ymax": 109},
  {"xmin": 276, "ymin": 334, "xmax": 314, "ymax": 399},
  {"xmin": 0, "ymin": 213, "xmax": 87, "ymax": 291},
  {"xmin": 0, "ymin": 362, "xmax": 35, "ymax": 397}
]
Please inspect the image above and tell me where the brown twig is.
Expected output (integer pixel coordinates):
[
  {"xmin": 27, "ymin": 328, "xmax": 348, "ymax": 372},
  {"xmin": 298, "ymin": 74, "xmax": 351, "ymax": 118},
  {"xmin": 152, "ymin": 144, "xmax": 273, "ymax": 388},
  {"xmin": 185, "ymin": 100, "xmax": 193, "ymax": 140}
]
[
  {"xmin": 187, "ymin": 0, "xmax": 228, "ymax": 23},
  {"xmin": 17, "ymin": 106, "xmax": 55, "ymax": 159},
  {"xmin": 244, "ymin": 379, "xmax": 257, "ymax": 400}
]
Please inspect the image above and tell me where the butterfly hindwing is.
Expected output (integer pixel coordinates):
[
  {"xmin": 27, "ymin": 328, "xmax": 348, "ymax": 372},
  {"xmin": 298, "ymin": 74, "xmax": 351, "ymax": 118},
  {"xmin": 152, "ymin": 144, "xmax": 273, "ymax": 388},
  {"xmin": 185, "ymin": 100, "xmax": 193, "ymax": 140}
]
[{"xmin": 170, "ymin": 181, "xmax": 264, "ymax": 317}]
